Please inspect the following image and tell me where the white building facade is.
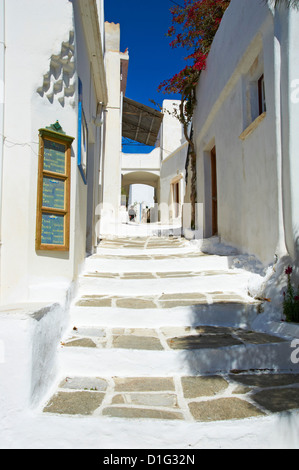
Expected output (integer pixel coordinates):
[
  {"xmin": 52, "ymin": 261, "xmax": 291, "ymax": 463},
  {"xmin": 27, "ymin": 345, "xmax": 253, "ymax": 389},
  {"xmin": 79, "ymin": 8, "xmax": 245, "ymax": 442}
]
[
  {"xmin": 192, "ymin": 0, "xmax": 299, "ymax": 266},
  {"xmin": 100, "ymin": 21, "xmax": 129, "ymax": 235},
  {"xmin": 159, "ymin": 100, "xmax": 189, "ymax": 226},
  {"xmin": 0, "ymin": 0, "xmax": 117, "ymax": 419},
  {"xmin": 0, "ymin": 0, "xmax": 109, "ymax": 307}
]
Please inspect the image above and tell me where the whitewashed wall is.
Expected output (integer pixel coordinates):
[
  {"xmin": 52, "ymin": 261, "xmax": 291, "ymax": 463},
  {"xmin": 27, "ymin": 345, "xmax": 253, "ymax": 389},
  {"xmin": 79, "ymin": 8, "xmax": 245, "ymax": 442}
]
[
  {"xmin": 192, "ymin": 0, "xmax": 299, "ymax": 265},
  {"xmin": 122, "ymin": 148, "xmax": 161, "ymax": 174},
  {"xmin": 159, "ymin": 142, "xmax": 188, "ymax": 224},
  {"xmin": 160, "ymin": 100, "xmax": 185, "ymax": 161},
  {"xmin": 0, "ymin": 0, "xmax": 103, "ymax": 305},
  {"xmin": 279, "ymin": 6, "xmax": 299, "ymax": 262},
  {"xmin": 100, "ymin": 22, "xmax": 124, "ymax": 235}
]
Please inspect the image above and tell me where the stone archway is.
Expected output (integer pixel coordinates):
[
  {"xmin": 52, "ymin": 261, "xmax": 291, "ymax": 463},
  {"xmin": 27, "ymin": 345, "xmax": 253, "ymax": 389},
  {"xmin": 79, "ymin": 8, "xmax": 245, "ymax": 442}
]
[{"xmin": 122, "ymin": 171, "xmax": 160, "ymax": 223}]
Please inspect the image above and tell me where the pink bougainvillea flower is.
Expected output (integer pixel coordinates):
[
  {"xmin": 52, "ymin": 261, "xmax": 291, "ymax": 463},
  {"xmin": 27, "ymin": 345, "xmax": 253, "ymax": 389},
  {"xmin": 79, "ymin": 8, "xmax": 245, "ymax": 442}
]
[
  {"xmin": 285, "ymin": 266, "xmax": 293, "ymax": 275},
  {"xmin": 158, "ymin": 0, "xmax": 230, "ymax": 96}
]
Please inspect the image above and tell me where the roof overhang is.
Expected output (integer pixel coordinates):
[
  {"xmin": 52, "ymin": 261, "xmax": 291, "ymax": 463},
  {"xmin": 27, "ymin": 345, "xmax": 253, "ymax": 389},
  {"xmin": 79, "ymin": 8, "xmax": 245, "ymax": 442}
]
[
  {"xmin": 79, "ymin": 0, "xmax": 108, "ymax": 106},
  {"xmin": 122, "ymin": 97, "xmax": 163, "ymax": 147}
]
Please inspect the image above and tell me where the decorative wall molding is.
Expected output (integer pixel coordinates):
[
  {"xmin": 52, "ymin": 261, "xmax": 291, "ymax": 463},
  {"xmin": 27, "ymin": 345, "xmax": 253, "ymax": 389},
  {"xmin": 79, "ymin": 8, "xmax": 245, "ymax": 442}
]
[{"xmin": 37, "ymin": 30, "xmax": 76, "ymax": 107}]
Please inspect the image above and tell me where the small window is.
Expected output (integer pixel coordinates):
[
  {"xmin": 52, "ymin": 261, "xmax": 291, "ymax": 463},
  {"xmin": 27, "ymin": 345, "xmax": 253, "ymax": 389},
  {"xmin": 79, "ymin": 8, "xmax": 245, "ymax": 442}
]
[
  {"xmin": 36, "ymin": 124, "xmax": 74, "ymax": 251},
  {"xmin": 258, "ymin": 74, "xmax": 266, "ymax": 115}
]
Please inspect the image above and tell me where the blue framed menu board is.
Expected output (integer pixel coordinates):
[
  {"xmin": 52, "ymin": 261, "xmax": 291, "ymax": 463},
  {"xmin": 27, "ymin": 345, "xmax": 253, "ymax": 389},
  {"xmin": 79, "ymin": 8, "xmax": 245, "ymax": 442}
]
[{"xmin": 36, "ymin": 124, "xmax": 74, "ymax": 251}]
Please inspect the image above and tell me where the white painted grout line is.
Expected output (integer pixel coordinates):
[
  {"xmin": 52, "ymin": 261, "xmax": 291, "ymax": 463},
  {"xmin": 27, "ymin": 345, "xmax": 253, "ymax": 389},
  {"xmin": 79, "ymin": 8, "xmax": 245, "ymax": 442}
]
[
  {"xmin": 93, "ymin": 378, "xmax": 115, "ymax": 417},
  {"xmin": 174, "ymin": 376, "xmax": 194, "ymax": 422}
]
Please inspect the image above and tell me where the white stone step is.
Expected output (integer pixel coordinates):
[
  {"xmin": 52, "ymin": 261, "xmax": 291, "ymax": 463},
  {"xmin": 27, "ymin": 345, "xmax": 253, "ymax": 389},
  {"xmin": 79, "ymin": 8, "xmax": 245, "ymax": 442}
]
[
  {"xmin": 77, "ymin": 271, "xmax": 253, "ymax": 297},
  {"xmin": 84, "ymin": 256, "xmax": 230, "ymax": 273},
  {"xmin": 95, "ymin": 242, "xmax": 190, "ymax": 256},
  {"xmin": 69, "ymin": 303, "xmax": 259, "ymax": 329},
  {"xmin": 58, "ymin": 341, "xmax": 293, "ymax": 378},
  {"xmin": 84, "ymin": 252, "xmax": 232, "ymax": 272},
  {"xmin": 9, "ymin": 401, "xmax": 299, "ymax": 449}
]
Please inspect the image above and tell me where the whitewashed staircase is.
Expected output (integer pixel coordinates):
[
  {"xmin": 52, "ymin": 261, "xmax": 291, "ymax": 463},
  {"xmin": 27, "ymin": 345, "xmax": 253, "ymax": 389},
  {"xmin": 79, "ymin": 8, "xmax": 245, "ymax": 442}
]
[
  {"xmin": 36, "ymin": 233, "xmax": 299, "ymax": 451},
  {"xmin": 60, "ymin": 236, "xmax": 270, "ymax": 378}
]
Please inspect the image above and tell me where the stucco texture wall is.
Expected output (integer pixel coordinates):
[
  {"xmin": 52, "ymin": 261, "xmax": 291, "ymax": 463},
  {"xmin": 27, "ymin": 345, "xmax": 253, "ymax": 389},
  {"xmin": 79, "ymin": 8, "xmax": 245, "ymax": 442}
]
[
  {"xmin": 0, "ymin": 0, "xmax": 93, "ymax": 304},
  {"xmin": 160, "ymin": 143, "xmax": 188, "ymax": 224},
  {"xmin": 280, "ymin": 7, "xmax": 299, "ymax": 262},
  {"xmin": 193, "ymin": 0, "xmax": 286, "ymax": 265}
]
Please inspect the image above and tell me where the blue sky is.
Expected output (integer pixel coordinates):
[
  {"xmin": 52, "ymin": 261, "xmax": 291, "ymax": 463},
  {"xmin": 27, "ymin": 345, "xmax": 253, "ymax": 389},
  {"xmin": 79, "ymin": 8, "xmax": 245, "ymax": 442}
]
[{"xmin": 104, "ymin": 0, "xmax": 186, "ymax": 152}]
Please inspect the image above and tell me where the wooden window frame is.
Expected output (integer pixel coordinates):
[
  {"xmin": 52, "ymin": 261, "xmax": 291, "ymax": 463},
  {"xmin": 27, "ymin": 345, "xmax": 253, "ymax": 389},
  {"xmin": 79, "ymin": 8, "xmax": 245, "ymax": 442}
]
[
  {"xmin": 36, "ymin": 128, "xmax": 74, "ymax": 251},
  {"xmin": 258, "ymin": 74, "xmax": 266, "ymax": 115}
]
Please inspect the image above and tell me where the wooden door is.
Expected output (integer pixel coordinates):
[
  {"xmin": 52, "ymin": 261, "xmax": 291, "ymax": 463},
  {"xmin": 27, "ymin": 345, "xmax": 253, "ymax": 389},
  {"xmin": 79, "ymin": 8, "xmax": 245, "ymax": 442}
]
[
  {"xmin": 173, "ymin": 182, "xmax": 179, "ymax": 218},
  {"xmin": 211, "ymin": 147, "xmax": 218, "ymax": 235}
]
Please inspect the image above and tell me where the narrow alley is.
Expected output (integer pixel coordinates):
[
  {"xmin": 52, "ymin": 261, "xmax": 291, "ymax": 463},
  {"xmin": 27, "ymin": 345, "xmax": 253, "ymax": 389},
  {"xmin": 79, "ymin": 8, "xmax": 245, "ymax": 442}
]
[{"xmin": 1, "ymin": 0, "xmax": 299, "ymax": 451}]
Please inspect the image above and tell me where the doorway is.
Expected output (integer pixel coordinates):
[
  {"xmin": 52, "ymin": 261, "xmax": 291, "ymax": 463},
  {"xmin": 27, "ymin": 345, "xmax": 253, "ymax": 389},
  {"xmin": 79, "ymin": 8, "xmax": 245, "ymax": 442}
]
[
  {"xmin": 173, "ymin": 181, "xmax": 180, "ymax": 218},
  {"xmin": 210, "ymin": 146, "xmax": 218, "ymax": 236}
]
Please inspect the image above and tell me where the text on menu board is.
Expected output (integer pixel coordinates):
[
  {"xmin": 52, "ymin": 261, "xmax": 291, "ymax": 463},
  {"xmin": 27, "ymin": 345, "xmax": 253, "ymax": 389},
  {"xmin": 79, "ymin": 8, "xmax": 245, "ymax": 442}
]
[
  {"xmin": 43, "ymin": 139, "xmax": 66, "ymax": 174},
  {"xmin": 41, "ymin": 213, "xmax": 65, "ymax": 246},
  {"xmin": 42, "ymin": 177, "xmax": 65, "ymax": 210}
]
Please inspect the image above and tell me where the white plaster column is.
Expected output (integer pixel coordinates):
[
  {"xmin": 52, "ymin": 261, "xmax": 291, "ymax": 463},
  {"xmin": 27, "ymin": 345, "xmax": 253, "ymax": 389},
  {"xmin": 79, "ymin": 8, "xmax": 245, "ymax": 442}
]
[
  {"xmin": 0, "ymin": 0, "xmax": 5, "ymax": 242},
  {"xmin": 271, "ymin": 5, "xmax": 288, "ymax": 260},
  {"xmin": 0, "ymin": 0, "xmax": 5, "ymax": 304},
  {"xmin": 285, "ymin": 6, "xmax": 299, "ymax": 261},
  {"xmin": 101, "ymin": 22, "xmax": 122, "ymax": 234}
]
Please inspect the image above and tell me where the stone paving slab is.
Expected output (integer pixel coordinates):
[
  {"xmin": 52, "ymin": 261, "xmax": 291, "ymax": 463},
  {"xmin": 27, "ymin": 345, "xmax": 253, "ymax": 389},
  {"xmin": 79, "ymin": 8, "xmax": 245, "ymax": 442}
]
[
  {"xmin": 64, "ymin": 338, "xmax": 98, "ymax": 348},
  {"xmin": 83, "ymin": 270, "xmax": 239, "ymax": 280},
  {"xmin": 102, "ymin": 407, "xmax": 184, "ymax": 420},
  {"xmin": 181, "ymin": 376, "xmax": 230, "ymax": 398},
  {"xmin": 115, "ymin": 298, "xmax": 157, "ymax": 309},
  {"xmin": 252, "ymin": 388, "xmax": 299, "ymax": 413},
  {"xmin": 228, "ymin": 373, "xmax": 299, "ymax": 388},
  {"xmin": 91, "ymin": 253, "xmax": 207, "ymax": 260},
  {"xmin": 76, "ymin": 297, "xmax": 113, "ymax": 307},
  {"xmin": 98, "ymin": 237, "xmax": 188, "ymax": 251},
  {"xmin": 112, "ymin": 392, "xmax": 178, "ymax": 407},
  {"xmin": 113, "ymin": 377, "xmax": 175, "ymax": 392},
  {"xmin": 112, "ymin": 335, "xmax": 164, "ymax": 350},
  {"xmin": 43, "ymin": 391, "xmax": 105, "ymax": 415},
  {"xmin": 188, "ymin": 398, "xmax": 265, "ymax": 422},
  {"xmin": 59, "ymin": 377, "xmax": 108, "ymax": 391},
  {"xmin": 167, "ymin": 334, "xmax": 244, "ymax": 350},
  {"xmin": 233, "ymin": 330, "xmax": 286, "ymax": 345},
  {"xmin": 61, "ymin": 325, "xmax": 286, "ymax": 351},
  {"xmin": 43, "ymin": 373, "xmax": 299, "ymax": 422},
  {"xmin": 75, "ymin": 292, "xmax": 254, "ymax": 309}
]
